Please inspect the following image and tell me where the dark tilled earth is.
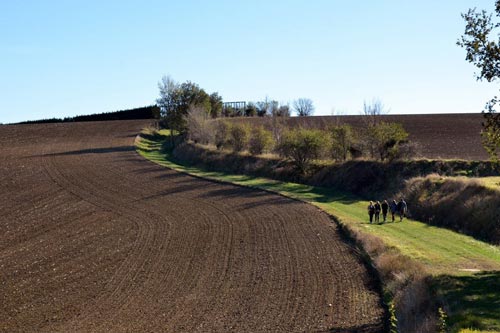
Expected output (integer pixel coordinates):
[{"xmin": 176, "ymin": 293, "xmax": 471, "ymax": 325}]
[{"xmin": 0, "ymin": 120, "xmax": 385, "ymax": 332}]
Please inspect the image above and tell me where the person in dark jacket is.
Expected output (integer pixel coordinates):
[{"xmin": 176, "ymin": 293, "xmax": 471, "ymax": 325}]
[
  {"xmin": 381, "ymin": 200, "xmax": 389, "ymax": 223},
  {"xmin": 374, "ymin": 201, "xmax": 381, "ymax": 224},
  {"xmin": 390, "ymin": 199, "xmax": 398, "ymax": 222},
  {"xmin": 368, "ymin": 201, "xmax": 375, "ymax": 224},
  {"xmin": 397, "ymin": 198, "xmax": 407, "ymax": 222}
]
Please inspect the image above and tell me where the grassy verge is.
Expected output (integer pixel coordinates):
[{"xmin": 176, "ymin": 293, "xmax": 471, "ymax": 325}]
[
  {"xmin": 136, "ymin": 129, "xmax": 500, "ymax": 332},
  {"xmin": 478, "ymin": 176, "xmax": 500, "ymax": 190}
]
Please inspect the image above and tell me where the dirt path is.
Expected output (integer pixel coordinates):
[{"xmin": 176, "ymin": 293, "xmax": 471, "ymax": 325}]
[{"xmin": 0, "ymin": 120, "xmax": 385, "ymax": 332}]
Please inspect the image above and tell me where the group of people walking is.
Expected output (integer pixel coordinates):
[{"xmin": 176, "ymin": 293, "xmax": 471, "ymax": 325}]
[{"xmin": 367, "ymin": 199, "xmax": 407, "ymax": 224}]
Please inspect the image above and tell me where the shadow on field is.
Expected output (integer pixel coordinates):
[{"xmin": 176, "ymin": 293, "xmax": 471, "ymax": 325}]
[
  {"xmin": 317, "ymin": 321, "xmax": 385, "ymax": 333},
  {"xmin": 35, "ymin": 146, "xmax": 135, "ymax": 157},
  {"xmin": 199, "ymin": 186, "xmax": 296, "ymax": 209},
  {"xmin": 139, "ymin": 178, "xmax": 205, "ymax": 200},
  {"xmin": 433, "ymin": 271, "xmax": 500, "ymax": 331}
]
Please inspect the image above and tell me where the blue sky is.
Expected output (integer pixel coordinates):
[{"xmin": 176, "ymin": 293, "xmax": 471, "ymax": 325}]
[{"xmin": 1, "ymin": 0, "xmax": 499, "ymax": 123}]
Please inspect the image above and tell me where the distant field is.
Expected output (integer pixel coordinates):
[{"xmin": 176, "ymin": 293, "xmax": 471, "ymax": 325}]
[{"xmin": 229, "ymin": 113, "xmax": 488, "ymax": 160}]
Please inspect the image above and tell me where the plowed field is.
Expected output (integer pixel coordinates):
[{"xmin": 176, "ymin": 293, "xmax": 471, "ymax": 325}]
[{"xmin": 0, "ymin": 120, "xmax": 384, "ymax": 332}]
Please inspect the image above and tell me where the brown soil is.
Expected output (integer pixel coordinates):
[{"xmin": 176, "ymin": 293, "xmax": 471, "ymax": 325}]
[{"xmin": 0, "ymin": 120, "xmax": 385, "ymax": 332}]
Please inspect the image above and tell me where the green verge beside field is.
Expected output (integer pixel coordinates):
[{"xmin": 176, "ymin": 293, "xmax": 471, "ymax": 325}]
[{"xmin": 136, "ymin": 129, "xmax": 500, "ymax": 332}]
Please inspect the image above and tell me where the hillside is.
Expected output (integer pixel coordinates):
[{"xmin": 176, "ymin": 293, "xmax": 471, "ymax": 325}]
[{"xmin": 0, "ymin": 121, "xmax": 385, "ymax": 332}]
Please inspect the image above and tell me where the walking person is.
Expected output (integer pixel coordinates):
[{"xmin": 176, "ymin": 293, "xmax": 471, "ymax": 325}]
[
  {"xmin": 398, "ymin": 198, "xmax": 407, "ymax": 222},
  {"xmin": 381, "ymin": 200, "xmax": 389, "ymax": 223},
  {"xmin": 390, "ymin": 199, "xmax": 397, "ymax": 222},
  {"xmin": 368, "ymin": 201, "xmax": 375, "ymax": 224},
  {"xmin": 374, "ymin": 201, "xmax": 381, "ymax": 224}
]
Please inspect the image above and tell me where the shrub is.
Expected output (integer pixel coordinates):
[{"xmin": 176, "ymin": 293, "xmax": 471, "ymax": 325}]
[
  {"xmin": 214, "ymin": 120, "xmax": 230, "ymax": 150},
  {"xmin": 390, "ymin": 141, "xmax": 420, "ymax": 161},
  {"xmin": 186, "ymin": 106, "xmax": 213, "ymax": 144},
  {"xmin": 363, "ymin": 122, "xmax": 409, "ymax": 161},
  {"xmin": 276, "ymin": 128, "xmax": 327, "ymax": 174},
  {"xmin": 249, "ymin": 126, "xmax": 273, "ymax": 155},
  {"xmin": 229, "ymin": 123, "xmax": 250, "ymax": 152},
  {"xmin": 330, "ymin": 124, "xmax": 355, "ymax": 161}
]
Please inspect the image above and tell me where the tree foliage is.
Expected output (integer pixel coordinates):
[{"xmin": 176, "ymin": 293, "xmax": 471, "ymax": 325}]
[
  {"xmin": 245, "ymin": 102, "xmax": 258, "ymax": 117},
  {"xmin": 249, "ymin": 126, "xmax": 273, "ymax": 155},
  {"xmin": 458, "ymin": 1, "xmax": 500, "ymax": 161},
  {"xmin": 330, "ymin": 124, "xmax": 355, "ymax": 161},
  {"xmin": 483, "ymin": 97, "xmax": 500, "ymax": 161},
  {"xmin": 157, "ymin": 76, "xmax": 215, "ymax": 136},
  {"xmin": 209, "ymin": 92, "xmax": 223, "ymax": 118},
  {"xmin": 369, "ymin": 122, "xmax": 409, "ymax": 161},
  {"xmin": 228, "ymin": 123, "xmax": 250, "ymax": 152},
  {"xmin": 458, "ymin": 3, "xmax": 500, "ymax": 83},
  {"xmin": 276, "ymin": 128, "xmax": 327, "ymax": 173}
]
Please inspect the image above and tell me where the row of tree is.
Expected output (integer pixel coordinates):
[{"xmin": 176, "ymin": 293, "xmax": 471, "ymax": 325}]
[
  {"xmin": 222, "ymin": 98, "xmax": 314, "ymax": 118},
  {"xmin": 157, "ymin": 76, "xmax": 315, "ymax": 135},
  {"xmin": 186, "ymin": 106, "xmax": 413, "ymax": 173},
  {"xmin": 17, "ymin": 105, "xmax": 160, "ymax": 124}
]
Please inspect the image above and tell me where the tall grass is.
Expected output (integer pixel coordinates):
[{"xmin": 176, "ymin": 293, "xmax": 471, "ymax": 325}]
[
  {"xmin": 402, "ymin": 175, "xmax": 500, "ymax": 244},
  {"xmin": 344, "ymin": 227, "xmax": 439, "ymax": 332}
]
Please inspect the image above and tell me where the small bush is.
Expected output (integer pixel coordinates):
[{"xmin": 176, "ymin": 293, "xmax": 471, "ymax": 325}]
[
  {"xmin": 229, "ymin": 123, "xmax": 250, "ymax": 152},
  {"xmin": 389, "ymin": 141, "xmax": 420, "ymax": 161},
  {"xmin": 214, "ymin": 120, "xmax": 230, "ymax": 150},
  {"xmin": 249, "ymin": 126, "xmax": 273, "ymax": 155},
  {"xmin": 187, "ymin": 106, "xmax": 213, "ymax": 144},
  {"xmin": 276, "ymin": 128, "xmax": 328, "ymax": 174},
  {"xmin": 330, "ymin": 124, "xmax": 355, "ymax": 161},
  {"xmin": 362, "ymin": 122, "xmax": 409, "ymax": 160}
]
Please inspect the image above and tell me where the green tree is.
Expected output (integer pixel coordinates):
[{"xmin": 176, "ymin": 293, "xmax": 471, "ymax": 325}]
[
  {"xmin": 458, "ymin": 1, "xmax": 500, "ymax": 161},
  {"xmin": 209, "ymin": 92, "xmax": 223, "ymax": 118},
  {"xmin": 276, "ymin": 104, "xmax": 291, "ymax": 117},
  {"xmin": 157, "ymin": 75, "xmax": 181, "ymax": 140},
  {"xmin": 249, "ymin": 126, "xmax": 273, "ymax": 155},
  {"xmin": 370, "ymin": 122, "xmax": 409, "ymax": 161},
  {"xmin": 245, "ymin": 102, "xmax": 258, "ymax": 117},
  {"xmin": 157, "ymin": 77, "xmax": 212, "ymax": 137},
  {"xmin": 178, "ymin": 81, "xmax": 211, "ymax": 120},
  {"xmin": 276, "ymin": 128, "xmax": 327, "ymax": 174},
  {"xmin": 229, "ymin": 123, "xmax": 250, "ymax": 152},
  {"xmin": 330, "ymin": 124, "xmax": 355, "ymax": 161}
]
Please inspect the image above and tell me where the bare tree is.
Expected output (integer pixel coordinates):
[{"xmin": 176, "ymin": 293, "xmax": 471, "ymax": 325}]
[
  {"xmin": 186, "ymin": 105, "xmax": 213, "ymax": 145},
  {"xmin": 293, "ymin": 98, "xmax": 315, "ymax": 116},
  {"xmin": 362, "ymin": 98, "xmax": 388, "ymax": 126}
]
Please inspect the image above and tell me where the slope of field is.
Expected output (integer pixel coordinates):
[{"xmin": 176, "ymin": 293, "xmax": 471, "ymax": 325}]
[
  {"xmin": 0, "ymin": 121, "xmax": 385, "ymax": 332},
  {"xmin": 230, "ymin": 113, "xmax": 488, "ymax": 160}
]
